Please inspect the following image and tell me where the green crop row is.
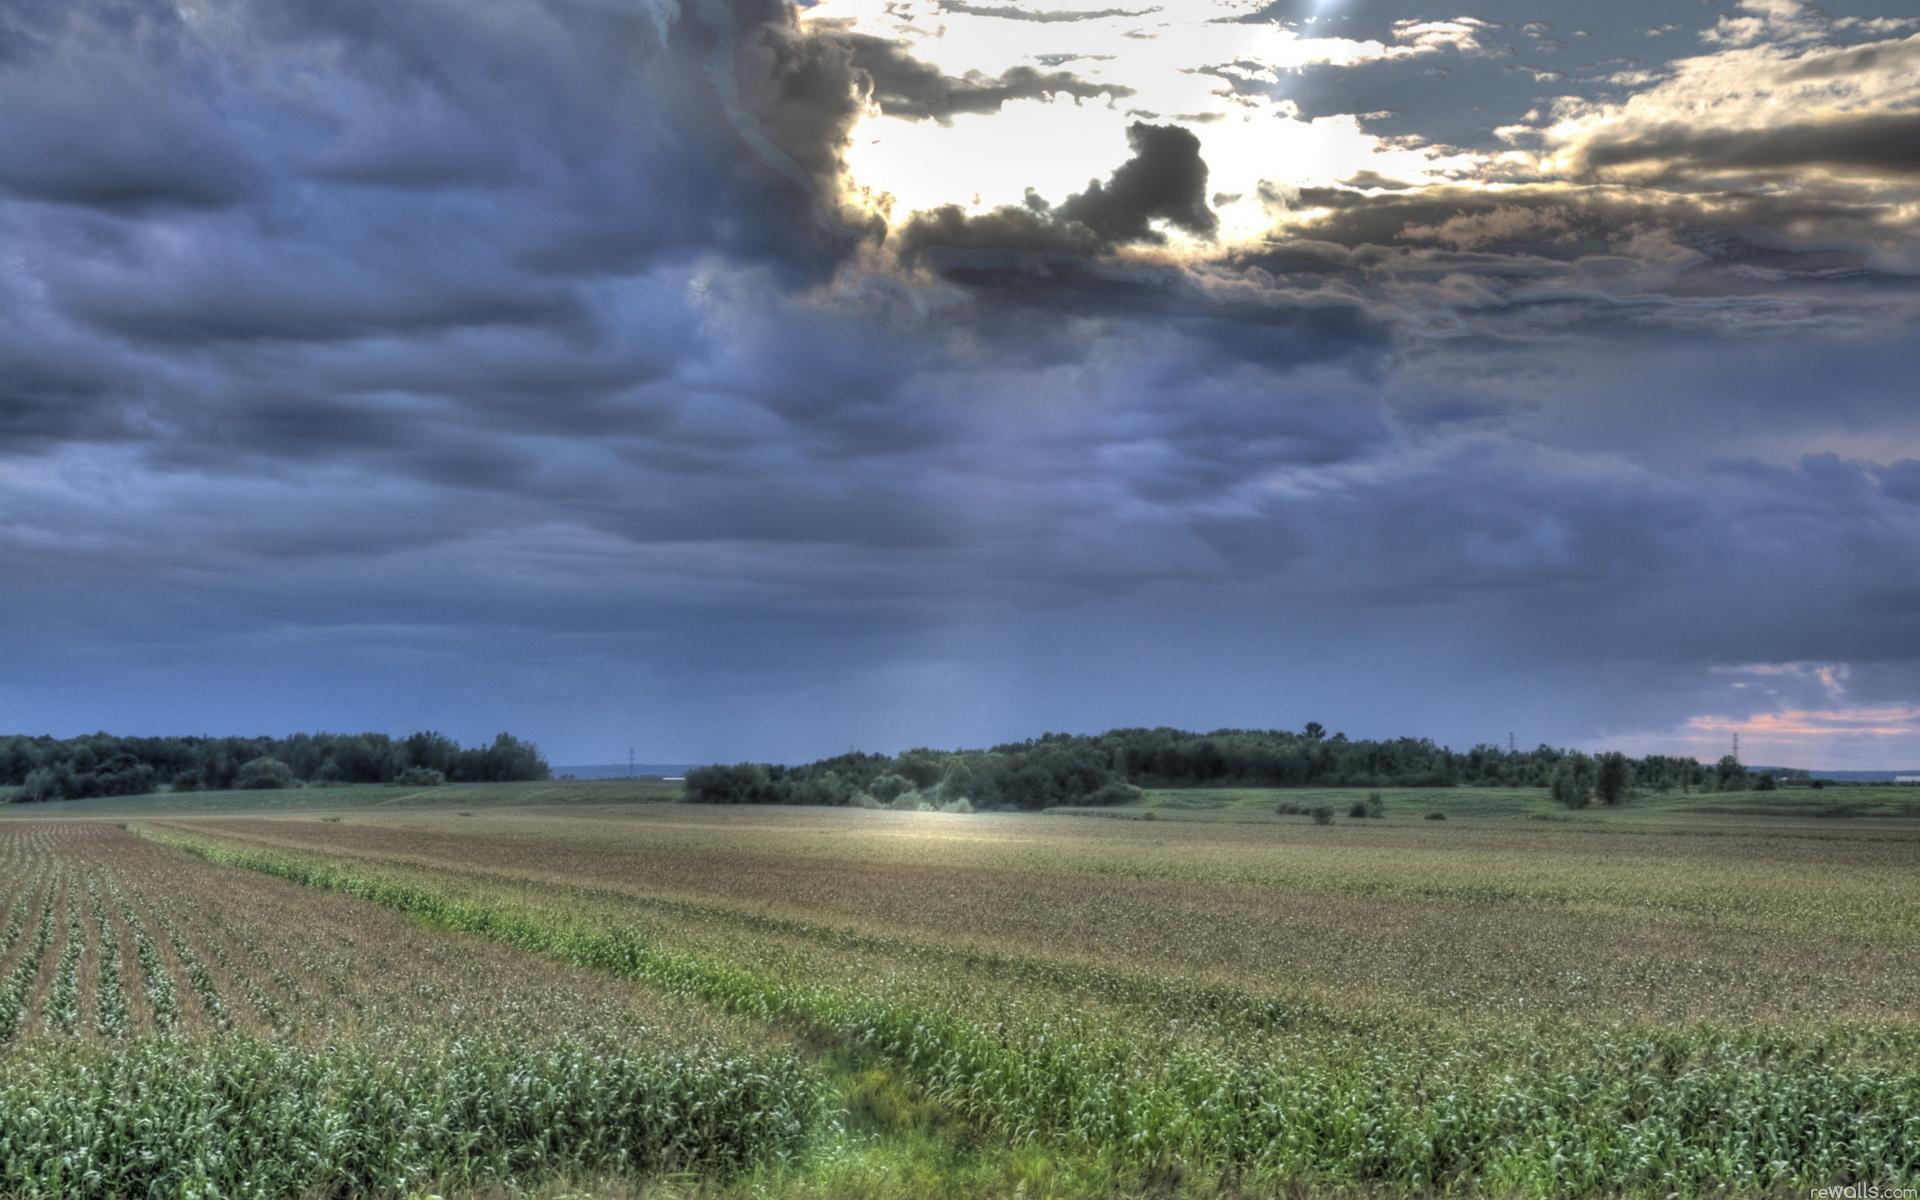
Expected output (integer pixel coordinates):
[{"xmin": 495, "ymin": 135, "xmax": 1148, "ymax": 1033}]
[
  {"xmin": 147, "ymin": 903, "xmax": 229, "ymax": 1031},
  {"xmin": 0, "ymin": 1032, "xmax": 828, "ymax": 1199},
  {"xmin": 151, "ymin": 830, "xmax": 1920, "ymax": 1198},
  {"xmin": 43, "ymin": 873, "xmax": 83, "ymax": 1036},
  {"xmin": 0, "ymin": 877, "xmax": 57, "ymax": 1041},
  {"xmin": 108, "ymin": 881, "xmax": 179, "ymax": 1030},
  {"xmin": 86, "ymin": 874, "xmax": 128, "ymax": 1040}
]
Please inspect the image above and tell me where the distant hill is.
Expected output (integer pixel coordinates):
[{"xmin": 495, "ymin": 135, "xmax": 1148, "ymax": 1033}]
[
  {"xmin": 1772, "ymin": 768, "xmax": 1920, "ymax": 783},
  {"xmin": 557, "ymin": 763, "xmax": 697, "ymax": 780}
]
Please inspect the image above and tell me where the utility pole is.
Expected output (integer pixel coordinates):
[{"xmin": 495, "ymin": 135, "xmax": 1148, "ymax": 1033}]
[{"xmin": 1508, "ymin": 731, "xmax": 1516, "ymax": 755}]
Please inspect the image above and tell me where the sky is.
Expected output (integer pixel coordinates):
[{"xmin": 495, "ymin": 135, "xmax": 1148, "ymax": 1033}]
[{"xmin": 3, "ymin": 0, "xmax": 1920, "ymax": 768}]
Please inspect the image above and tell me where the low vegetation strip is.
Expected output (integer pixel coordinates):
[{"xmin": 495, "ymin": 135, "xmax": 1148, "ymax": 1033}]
[
  {"xmin": 0, "ymin": 1033, "xmax": 828, "ymax": 1199},
  {"xmin": 149, "ymin": 827, "xmax": 1920, "ymax": 1198}
]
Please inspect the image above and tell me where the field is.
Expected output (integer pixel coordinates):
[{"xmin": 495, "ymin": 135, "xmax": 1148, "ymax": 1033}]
[{"xmin": 1, "ymin": 785, "xmax": 1917, "ymax": 1197}]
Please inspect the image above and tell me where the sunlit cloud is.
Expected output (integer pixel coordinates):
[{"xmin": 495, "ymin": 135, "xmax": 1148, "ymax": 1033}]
[
  {"xmin": 1686, "ymin": 706, "xmax": 1920, "ymax": 740},
  {"xmin": 807, "ymin": 0, "xmax": 1504, "ymax": 241},
  {"xmin": 1617, "ymin": 665, "xmax": 1920, "ymax": 768}
]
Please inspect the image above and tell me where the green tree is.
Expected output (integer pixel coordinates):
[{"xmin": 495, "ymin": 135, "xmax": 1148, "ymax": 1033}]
[
  {"xmin": 1550, "ymin": 761, "xmax": 1589, "ymax": 809},
  {"xmin": 1715, "ymin": 754, "xmax": 1747, "ymax": 792},
  {"xmin": 1595, "ymin": 752, "xmax": 1632, "ymax": 806},
  {"xmin": 235, "ymin": 757, "xmax": 296, "ymax": 790}
]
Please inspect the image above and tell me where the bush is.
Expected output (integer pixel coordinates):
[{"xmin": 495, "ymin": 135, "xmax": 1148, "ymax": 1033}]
[
  {"xmin": 1311, "ymin": 805, "xmax": 1334, "ymax": 825},
  {"xmin": 394, "ymin": 767, "xmax": 446, "ymax": 787},
  {"xmin": 1274, "ymin": 800, "xmax": 1305, "ymax": 816},
  {"xmin": 1348, "ymin": 800, "xmax": 1369, "ymax": 819},
  {"xmin": 1425, "ymin": 810, "xmax": 1447, "ymax": 820},
  {"xmin": 870, "ymin": 774, "xmax": 915, "ymax": 804},
  {"xmin": 684, "ymin": 763, "xmax": 775, "ymax": 804},
  {"xmin": 886, "ymin": 790, "xmax": 928, "ymax": 812},
  {"xmin": 234, "ymin": 757, "xmax": 296, "ymax": 791},
  {"xmin": 1550, "ymin": 762, "xmax": 1590, "ymax": 809},
  {"xmin": 1365, "ymin": 791, "xmax": 1385, "ymax": 818},
  {"xmin": 170, "ymin": 770, "xmax": 202, "ymax": 794},
  {"xmin": 938, "ymin": 796, "xmax": 974, "ymax": 814},
  {"xmin": 1755, "ymin": 773, "xmax": 1778, "ymax": 792},
  {"xmin": 1084, "ymin": 780, "xmax": 1145, "ymax": 807},
  {"xmin": 1595, "ymin": 752, "xmax": 1632, "ymax": 805},
  {"xmin": 849, "ymin": 791, "xmax": 882, "ymax": 810}
]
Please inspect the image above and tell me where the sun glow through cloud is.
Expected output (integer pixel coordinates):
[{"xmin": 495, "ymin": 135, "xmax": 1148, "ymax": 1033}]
[{"xmin": 806, "ymin": 0, "xmax": 1484, "ymax": 246}]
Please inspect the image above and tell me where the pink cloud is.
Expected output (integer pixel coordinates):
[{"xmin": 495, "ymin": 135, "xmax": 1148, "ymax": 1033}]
[{"xmin": 1686, "ymin": 706, "xmax": 1920, "ymax": 739}]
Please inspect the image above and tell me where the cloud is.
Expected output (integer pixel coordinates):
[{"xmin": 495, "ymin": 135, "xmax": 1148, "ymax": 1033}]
[
  {"xmin": 1578, "ymin": 111, "xmax": 1920, "ymax": 179},
  {"xmin": 832, "ymin": 31, "xmax": 1132, "ymax": 121},
  {"xmin": 0, "ymin": 11, "xmax": 260, "ymax": 210},
  {"xmin": 1778, "ymin": 34, "xmax": 1920, "ymax": 81},
  {"xmin": 939, "ymin": 2, "xmax": 1161, "ymax": 23},
  {"xmin": 1389, "ymin": 17, "xmax": 1498, "ymax": 57},
  {"xmin": 1060, "ymin": 122, "xmax": 1218, "ymax": 240},
  {"xmin": 897, "ymin": 120, "xmax": 1216, "ymax": 262},
  {"xmin": 4, "ymin": 0, "xmax": 1920, "ymax": 766}
]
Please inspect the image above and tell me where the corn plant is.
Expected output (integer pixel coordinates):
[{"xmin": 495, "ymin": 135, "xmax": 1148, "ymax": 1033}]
[
  {"xmin": 0, "ymin": 1033, "xmax": 828, "ymax": 1199},
  {"xmin": 0, "ymin": 874, "xmax": 58, "ymax": 1040},
  {"xmin": 147, "ymin": 904, "xmax": 230, "ymax": 1031},
  {"xmin": 150, "ymin": 830, "xmax": 1920, "ymax": 1200},
  {"xmin": 87, "ymin": 872, "xmax": 130, "ymax": 1039},
  {"xmin": 44, "ymin": 872, "xmax": 84, "ymax": 1035},
  {"xmin": 111, "ymin": 887, "xmax": 180, "ymax": 1030}
]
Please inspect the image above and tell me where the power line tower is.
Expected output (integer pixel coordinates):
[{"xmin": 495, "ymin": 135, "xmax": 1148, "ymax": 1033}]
[
  {"xmin": 1508, "ymin": 731, "xmax": 1516, "ymax": 755},
  {"xmin": 1731, "ymin": 732, "xmax": 1740, "ymax": 762}
]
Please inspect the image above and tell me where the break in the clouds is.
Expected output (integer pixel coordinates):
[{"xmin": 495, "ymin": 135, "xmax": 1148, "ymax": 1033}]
[{"xmin": 2, "ymin": 0, "xmax": 1919, "ymax": 768}]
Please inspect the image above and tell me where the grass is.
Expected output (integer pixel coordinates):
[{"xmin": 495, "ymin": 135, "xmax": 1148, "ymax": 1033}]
[
  {"xmin": 2, "ymin": 788, "xmax": 1917, "ymax": 1196},
  {"xmin": 0, "ymin": 777, "xmax": 682, "ymax": 817},
  {"xmin": 1062, "ymin": 783, "xmax": 1920, "ymax": 828}
]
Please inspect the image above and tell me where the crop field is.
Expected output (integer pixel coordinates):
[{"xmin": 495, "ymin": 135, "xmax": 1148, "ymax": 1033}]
[
  {"xmin": 0, "ymin": 822, "xmax": 825, "ymax": 1198},
  {"xmin": 2, "ymin": 791, "xmax": 1917, "ymax": 1197}
]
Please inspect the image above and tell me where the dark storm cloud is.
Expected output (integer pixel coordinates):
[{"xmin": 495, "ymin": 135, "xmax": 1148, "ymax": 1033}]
[
  {"xmin": 898, "ymin": 121, "xmax": 1217, "ymax": 264},
  {"xmin": 0, "ymin": 17, "xmax": 258, "ymax": 209},
  {"xmin": 1062, "ymin": 123, "xmax": 1218, "ymax": 240},
  {"xmin": 1267, "ymin": 184, "xmax": 1905, "ymax": 251},
  {"xmin": 830, "ymin": 31, "xmax": 1132, "ymax": 121},
  {"xmin": 1221, "ymin": 181, "xmax": 1920, "ymax": 344},
  {"xmin": 1879, "ymin": 460, "xmax": 1920, "ymax": 505},
  {"xmin": 0, "ymin": 0, "xmax": 887, "ymax": 458},
  {"xmin": 1579, "ymin": 112, "xmax": 1920, "ymax": 178},
  {"xmin": 4, "ymin": 0, "xmax": 1920, "ymax": 766}
]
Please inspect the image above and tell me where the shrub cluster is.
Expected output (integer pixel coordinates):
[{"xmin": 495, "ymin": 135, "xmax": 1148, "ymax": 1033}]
[
  {"xmin": 685, "ymin": 727, "xmax": 1755, "ymax": 812},
  {"xmin": 4, "ymin": 731, "xmax": 547, "ymax": 803}
]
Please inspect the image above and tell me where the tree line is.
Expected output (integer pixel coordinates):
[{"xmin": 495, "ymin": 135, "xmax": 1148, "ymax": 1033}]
[
  {"xmin": 685, "ymin": 726, "xmax": 1764, "ymax": 811},
  {"xmin": 2, "ymin": 731, "xmax": 549, "ymax": 803}
]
